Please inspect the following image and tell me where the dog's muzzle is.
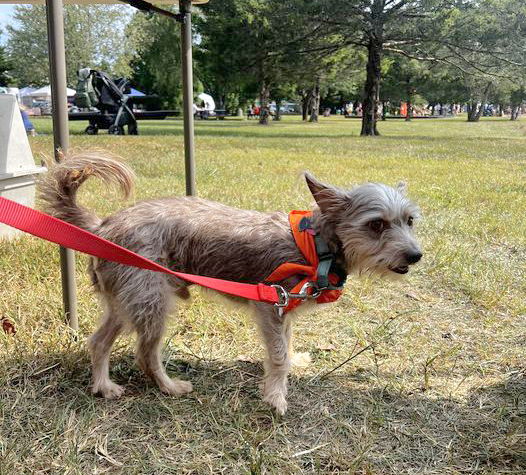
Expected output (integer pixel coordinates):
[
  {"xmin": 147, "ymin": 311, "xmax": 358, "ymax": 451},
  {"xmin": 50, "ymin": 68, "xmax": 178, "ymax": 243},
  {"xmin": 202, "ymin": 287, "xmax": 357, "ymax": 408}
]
[{"xmin": 390, "ymin": 251, "xmax": 422, "ymax": 274}]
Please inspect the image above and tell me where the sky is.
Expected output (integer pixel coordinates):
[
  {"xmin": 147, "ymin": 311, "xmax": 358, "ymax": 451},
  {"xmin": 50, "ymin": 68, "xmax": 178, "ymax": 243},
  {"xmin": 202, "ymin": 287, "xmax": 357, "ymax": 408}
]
[{"xmin": 0, "ymin": 5, "xmax": 15, "ymax": 42}]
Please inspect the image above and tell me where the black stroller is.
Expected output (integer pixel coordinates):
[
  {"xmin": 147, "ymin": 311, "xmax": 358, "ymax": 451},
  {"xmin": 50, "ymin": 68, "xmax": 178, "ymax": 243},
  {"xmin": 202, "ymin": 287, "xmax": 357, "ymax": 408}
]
[{"xmin": 74, "ymin": 68, "xmax": 138, "ymax": 135}]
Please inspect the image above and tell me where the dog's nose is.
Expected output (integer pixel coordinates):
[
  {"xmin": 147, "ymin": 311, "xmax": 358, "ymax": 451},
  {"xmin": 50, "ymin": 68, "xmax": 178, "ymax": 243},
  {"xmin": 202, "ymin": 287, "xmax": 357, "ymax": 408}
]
[{"xmin": 406, "ymin": 251, "xmax": 422, "ymax": 264}]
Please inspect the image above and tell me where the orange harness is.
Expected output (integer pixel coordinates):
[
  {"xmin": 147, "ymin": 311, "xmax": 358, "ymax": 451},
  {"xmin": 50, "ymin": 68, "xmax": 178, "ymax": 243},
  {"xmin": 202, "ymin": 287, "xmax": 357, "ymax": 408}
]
[{"xmin": 266, "ymin": 210, "xmax": 346, "ymax": 313}]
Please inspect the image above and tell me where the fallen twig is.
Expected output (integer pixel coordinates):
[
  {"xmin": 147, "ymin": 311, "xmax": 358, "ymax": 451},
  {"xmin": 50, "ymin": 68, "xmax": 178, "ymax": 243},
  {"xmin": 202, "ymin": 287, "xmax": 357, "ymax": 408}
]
[
  {"xmin": 292, "ymin": 443, "xmax": 329, "ymax": 458},
  {"xmin": 309, "ymin": 316, "xmax": 402, "ymax": 382}
]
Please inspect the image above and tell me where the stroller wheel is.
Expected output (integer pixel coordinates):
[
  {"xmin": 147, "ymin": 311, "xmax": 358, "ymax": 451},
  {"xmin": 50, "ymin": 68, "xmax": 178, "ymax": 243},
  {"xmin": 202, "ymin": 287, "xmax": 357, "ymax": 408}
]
[
  {"xmin": 128, "ymin": 123, "xmax": 138, "ymax": 135},
  {"xmin": 85, "ymin": 125, "xmax": 98, "ymax": 135},
  {"xmin": 108, "ymin": 125, "xmax": 125, "ymax": 135}
]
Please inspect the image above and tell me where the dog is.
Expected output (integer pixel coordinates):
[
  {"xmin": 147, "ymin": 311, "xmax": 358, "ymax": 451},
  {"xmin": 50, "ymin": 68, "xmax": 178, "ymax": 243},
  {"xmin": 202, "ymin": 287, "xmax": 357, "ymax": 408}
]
[{"xmin": 39, "ymin": 152, "xmax": 422, "ymax": 414}]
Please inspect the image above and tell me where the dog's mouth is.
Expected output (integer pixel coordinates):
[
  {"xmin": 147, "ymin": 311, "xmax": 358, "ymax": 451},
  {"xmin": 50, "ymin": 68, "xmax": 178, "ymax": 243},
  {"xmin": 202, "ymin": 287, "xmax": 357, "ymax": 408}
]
[{"xmin": 389, "ymin": 265, "xmax": 409, "ymax": 274}]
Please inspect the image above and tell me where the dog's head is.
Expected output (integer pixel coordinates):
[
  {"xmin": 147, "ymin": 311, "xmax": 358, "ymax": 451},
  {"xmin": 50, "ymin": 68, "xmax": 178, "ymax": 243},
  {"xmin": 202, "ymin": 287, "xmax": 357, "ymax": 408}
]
[{"xmin": 306, "ymin": 173, "xmax": 422, "ymax": 276}]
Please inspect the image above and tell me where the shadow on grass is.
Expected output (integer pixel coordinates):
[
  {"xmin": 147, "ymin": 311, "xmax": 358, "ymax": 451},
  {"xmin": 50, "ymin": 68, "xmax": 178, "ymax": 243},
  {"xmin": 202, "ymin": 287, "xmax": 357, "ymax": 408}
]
[
  {"xmin": 1, "ymin": 348, "xmax": 524, "ymax": 472},
  {"xmin": 66, "ymin": 128, "xmax": 520, "ymax": 143},
  {"xmin": 50, "ymin": 117, "xmax": 524, "ymax": 142}
]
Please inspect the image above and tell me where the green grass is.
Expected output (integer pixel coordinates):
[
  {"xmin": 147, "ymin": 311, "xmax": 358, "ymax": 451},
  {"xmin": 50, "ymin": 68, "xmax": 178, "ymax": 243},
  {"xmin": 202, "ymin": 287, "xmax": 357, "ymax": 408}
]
[{"xmin": 1, "ymin": 115, "xmax": 525, "ymax": 474}]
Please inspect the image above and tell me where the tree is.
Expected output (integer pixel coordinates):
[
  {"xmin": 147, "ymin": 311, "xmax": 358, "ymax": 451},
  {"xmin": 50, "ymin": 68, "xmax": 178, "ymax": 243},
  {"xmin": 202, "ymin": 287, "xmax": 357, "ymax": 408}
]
[
  {"xmin": 303, "ymin": 52, "xmax": 364, "ymax": 122},
  {"xmin": 314, "ymin": 0, "xmax": 462, "ymax": 135},
  {"xmin": 197, "ymin": 0, "xmax": 346, "ymax": 125},
  {"xmin": 310, "ymin": 0, "xmax": 526, "ymax": 133},
  {"xmin": 125, "ymin": 10, "xmax": 185, "ymax": 108},
  {"xmin": 6, "ymin": 5, "xmax": 130, "ymax": 86},
  {"xmin": 426, "ymin": 0, "xmax": 526, "ymax": 122},
  {"xmin": 381, "ymin": 56, "xmax": 430, "ymax": 120},
  {"xmin": 509, "ymin": 85, "xmax": 525, "ymax": 120},
  {"xmin": 0, "ymin": 31, "xmax": 11, "ymax": 86},
  {"xmin": 416, "ymin": 67, "xmax": 466, "ymax": 116},
  {"xmin": 198, "ymin": 0, "xmax": 285, "ymax": 125},
  {"xmin": 195, "ymin": 1, "xmax": 249, "ymax": 110}
]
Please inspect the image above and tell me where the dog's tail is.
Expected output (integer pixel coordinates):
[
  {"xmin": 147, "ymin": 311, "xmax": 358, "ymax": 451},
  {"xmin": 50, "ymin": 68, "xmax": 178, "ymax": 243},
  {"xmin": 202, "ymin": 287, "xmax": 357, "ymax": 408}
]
[{"xmin": 38, "ymin": 150, "xmax": 134, "ymax": 232}]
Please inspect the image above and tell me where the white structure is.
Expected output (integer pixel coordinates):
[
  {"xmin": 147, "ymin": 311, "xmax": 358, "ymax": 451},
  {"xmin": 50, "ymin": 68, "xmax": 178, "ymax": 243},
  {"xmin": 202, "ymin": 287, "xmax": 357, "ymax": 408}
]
[
  {"xmin": 29, "ymin": 85, "xmax": 76, "ymax": 102},
  {"xmin": 197, "ymin": 92, "xmax": 215, "ymax": 111},
  {"xmin": 0, "ymin": 87, "xmax": 21, "ymax": 101},
  {"xmin": 0, "ymin": 95, "xmax": 46, "ymax": 238}
]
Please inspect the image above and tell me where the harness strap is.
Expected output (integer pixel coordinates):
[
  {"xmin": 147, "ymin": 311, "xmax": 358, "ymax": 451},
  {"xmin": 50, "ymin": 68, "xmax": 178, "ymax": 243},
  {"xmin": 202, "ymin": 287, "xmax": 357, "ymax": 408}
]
[
  {"xmin": 314, "ymin": 233, "xmax": 347, "ymax": 291},
  {"xmin": 314, "ymin": 233, "xmax": 332, "ymax": 289},
  {"xmin": 0, "ymin": 197, "xmax": 281, "ymax": 306}
]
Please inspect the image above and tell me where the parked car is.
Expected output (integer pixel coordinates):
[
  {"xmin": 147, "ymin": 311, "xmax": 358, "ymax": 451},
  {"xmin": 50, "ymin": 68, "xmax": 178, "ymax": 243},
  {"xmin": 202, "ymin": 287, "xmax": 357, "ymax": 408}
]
[{"xmin": 32, "ymin": 101, "xmax": 52, "ymax": 115}]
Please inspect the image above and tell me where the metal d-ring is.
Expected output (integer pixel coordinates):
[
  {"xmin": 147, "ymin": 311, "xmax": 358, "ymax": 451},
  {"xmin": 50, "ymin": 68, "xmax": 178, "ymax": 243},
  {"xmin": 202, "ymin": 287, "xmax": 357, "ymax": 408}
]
[
  {"xmin": 272, "ymin": 281, "xmax": 322, "ymax": 308},
  {"xmin": 271, "ymin": 285, "xmax": 289, "ymax": 308}
]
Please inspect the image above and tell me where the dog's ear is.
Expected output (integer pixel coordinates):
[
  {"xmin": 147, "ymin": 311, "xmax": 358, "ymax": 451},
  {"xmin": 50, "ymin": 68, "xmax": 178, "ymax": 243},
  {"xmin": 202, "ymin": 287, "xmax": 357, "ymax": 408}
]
[
  {"xmin": 305, "ymin": 172, "xmax": 345, "ymax": 213},
  {"xmin": 397, "ymin": 181, "xmax": 407, "ymax": 195}
]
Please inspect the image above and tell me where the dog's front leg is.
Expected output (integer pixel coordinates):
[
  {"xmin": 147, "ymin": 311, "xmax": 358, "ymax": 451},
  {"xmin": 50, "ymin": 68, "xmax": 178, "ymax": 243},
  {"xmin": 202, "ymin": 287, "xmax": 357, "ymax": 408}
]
[{"xmin": 254, "ymin": 304, "xmax": 292, "ymax": 415}]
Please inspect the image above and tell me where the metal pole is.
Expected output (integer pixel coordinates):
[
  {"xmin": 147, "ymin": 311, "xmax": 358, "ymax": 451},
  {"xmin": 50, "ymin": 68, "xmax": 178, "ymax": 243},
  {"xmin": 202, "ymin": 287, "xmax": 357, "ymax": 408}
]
[
  {"xmin": 180, "ymin": 0, "xmax": 196, "ymax": 196},
  {"xmin": 45, "ymin": 0, "xmax": 78, "ymax": 330}
]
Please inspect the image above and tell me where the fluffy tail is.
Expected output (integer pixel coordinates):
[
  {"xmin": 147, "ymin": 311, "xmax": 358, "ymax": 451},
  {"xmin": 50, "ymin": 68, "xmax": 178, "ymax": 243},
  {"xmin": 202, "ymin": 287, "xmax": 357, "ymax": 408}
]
[{"xmin": 38, "ymin": 150, "xmax": 135, "ymax": 232}]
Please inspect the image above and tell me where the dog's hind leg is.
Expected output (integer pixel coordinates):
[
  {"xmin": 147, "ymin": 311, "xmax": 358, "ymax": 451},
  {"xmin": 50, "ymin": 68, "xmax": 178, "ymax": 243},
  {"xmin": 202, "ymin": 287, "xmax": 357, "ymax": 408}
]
[
  {"xmin": 88, "ymin": 299, "xmax": 125, "ymax": 399},
  {"xmin": 254, "ymin": 304, "xmax": 292, "ymax": 415},
  {"xmin": 128, "ymin": 274, "xmax": 192, "ymax": 396},
  {"xmin": 135, "ymin": 319, "xmax": 193, "ymax": 396}
]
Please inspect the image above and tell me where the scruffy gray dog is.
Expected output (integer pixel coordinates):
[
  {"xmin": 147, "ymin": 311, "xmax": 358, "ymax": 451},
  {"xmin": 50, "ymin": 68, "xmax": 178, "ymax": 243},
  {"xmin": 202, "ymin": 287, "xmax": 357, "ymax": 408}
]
[{"xmin": 40, "ymin": 152, "xmax": 422, "ymax": 414}]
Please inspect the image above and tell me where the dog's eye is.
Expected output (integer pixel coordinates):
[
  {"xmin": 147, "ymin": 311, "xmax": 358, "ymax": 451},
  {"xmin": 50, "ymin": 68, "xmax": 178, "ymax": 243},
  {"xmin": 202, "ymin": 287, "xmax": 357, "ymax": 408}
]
[
  {"xmin": 369, "ymin": 219, "xmax": 385, "ymax": 233},
  {"xmin": 407, "ymin": 216, "xmax": 414, "ymax": 227}
]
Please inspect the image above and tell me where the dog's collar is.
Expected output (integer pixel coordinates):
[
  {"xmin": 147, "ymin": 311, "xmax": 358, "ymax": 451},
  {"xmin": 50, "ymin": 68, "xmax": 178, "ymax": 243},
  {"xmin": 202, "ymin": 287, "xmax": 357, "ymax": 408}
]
[{"xmin": 265, "ymin": 211, "xmax": 347, "ymax": 313}]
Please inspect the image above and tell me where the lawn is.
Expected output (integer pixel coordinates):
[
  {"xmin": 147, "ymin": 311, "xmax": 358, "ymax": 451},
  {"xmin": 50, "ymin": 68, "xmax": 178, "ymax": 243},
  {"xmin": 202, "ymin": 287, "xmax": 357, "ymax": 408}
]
[{"xmin": 0, "ymin": 115, "xmax": 525, "ymax": 474}]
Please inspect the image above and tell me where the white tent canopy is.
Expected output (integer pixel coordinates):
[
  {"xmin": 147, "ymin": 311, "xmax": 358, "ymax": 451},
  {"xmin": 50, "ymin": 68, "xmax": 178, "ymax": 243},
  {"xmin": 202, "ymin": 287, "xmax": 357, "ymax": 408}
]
[
  {"xmin": 19, "ymin": 87, "xmax": 36, "ymax": 96},
  {"xmin": 197, "ymin": 92, "xmax": 215, "ymax": 111},
  {"xmin": 29, "ymin": 85, "xmax": 76, "ymax": 98}
]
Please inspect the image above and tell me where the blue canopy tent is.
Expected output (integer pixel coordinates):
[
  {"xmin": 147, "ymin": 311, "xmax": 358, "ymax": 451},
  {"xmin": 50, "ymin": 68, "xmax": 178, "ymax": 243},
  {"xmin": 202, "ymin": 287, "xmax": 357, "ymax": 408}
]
[{"xmin": 129, "ymin": 88, "xmax": 146, "ymax": 97}]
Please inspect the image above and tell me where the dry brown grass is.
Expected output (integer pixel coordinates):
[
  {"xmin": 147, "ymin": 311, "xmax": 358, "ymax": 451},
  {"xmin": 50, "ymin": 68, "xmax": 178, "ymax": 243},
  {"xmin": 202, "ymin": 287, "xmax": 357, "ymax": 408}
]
[{"xmin": 0, "ymin": 116, "xmax": 525, "ymax": 474}]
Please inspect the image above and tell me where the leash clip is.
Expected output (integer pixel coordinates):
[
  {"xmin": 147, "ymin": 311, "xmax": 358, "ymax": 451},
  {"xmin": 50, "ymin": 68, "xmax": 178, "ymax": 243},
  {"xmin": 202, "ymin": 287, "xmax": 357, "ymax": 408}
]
[
  {"xmin": 272, "ymin": 281, "xmax": 322, "ymax": 308},
  {"xmin": 294, "ymin": 281, "xmax": 322, "ymax": 300}
]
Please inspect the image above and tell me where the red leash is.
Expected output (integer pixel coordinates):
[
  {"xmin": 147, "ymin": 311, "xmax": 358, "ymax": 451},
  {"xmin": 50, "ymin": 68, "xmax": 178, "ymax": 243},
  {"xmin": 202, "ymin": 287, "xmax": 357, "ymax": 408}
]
[{"xmin": 0, "ymin": 197, "xmax": 281, "ymax": 306}]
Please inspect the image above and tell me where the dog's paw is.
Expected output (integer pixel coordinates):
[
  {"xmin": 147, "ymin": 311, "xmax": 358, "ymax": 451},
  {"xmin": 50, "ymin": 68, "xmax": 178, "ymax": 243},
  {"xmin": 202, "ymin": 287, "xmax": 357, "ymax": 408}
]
[
  {"xmin": 160, "ymin": 379, "xmax": 193, "ymax": 396},
  {"xmin": 263, "ymin": 392, "xmax": 288, "ymax": 415},
  {"xmin": 92, "ymin": 380, "xmax": 125, "ymax": 399},
  {"xmin": 291, "ymin": 352, "xmax": 312, "ymax": 368}
]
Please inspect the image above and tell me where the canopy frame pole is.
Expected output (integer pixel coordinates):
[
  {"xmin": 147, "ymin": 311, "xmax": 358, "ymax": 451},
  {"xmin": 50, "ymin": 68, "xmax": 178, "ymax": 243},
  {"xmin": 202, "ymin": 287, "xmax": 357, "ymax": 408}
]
[
  {"xmin": 180, "ymin": 0, "xmax": 196, "ymax": 196},
  {"xmin": 45, "ymin": 0, "xmax": 78, "ymax": 330}
]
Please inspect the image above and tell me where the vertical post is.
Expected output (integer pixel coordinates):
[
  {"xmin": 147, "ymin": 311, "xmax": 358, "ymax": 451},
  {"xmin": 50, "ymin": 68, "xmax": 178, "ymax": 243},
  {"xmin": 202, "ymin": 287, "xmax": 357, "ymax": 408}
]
[
  {"xmin": 180, "ymin": 0, "xmax": 196, "ymax": 196},
  {"xmin": 46, "ymin": 0, "xmax": 78, "ymax": 330}
]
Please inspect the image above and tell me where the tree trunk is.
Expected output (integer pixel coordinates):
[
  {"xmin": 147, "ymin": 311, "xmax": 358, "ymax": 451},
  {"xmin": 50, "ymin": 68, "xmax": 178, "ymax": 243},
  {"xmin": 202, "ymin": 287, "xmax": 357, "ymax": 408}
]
[
  {"xmin": 510, "ymin": 105, "xmax": 520, "ymax": 120},
  {"xmin": 405, "ymin": 80, "xmax": 413, "ymax": 121},
  {"xmin": 381, "ymin": 101, "xmax": 387, "ymax": 120},
  {"xmin": 309, "ymin": 77, "xmax": 320, "ymax": 122},
  {"xmin": 301, "ymin": 90, "xmax": 311, "ymax": 121},
  {"xmin": 275, "ymin": 99, "xmax": 282, "ymax": 121},
  {"xmin": 431, "ymin": 104, "xmax": 436, "ymax": 116},
  {"xmin": 361, "ymin": 38, "xmax": 382, "ymax": 136},
  {"xmin": 405, "ymin": 98, "xmax": 412, "ymax": 121},
  {"xmin": 467, "ymin": 102, "xmax": 485, "ymax": 122},
  {"xmin": 467, "ymin": 101, "xmax": 480, "ymax": 122},
  {"xmin": 467, "ymin": 82, "xmax": 491, "ymax": 122},
  {"xmin": 259, "ymin": 82, "xmax": 271, "ymax": 125}
]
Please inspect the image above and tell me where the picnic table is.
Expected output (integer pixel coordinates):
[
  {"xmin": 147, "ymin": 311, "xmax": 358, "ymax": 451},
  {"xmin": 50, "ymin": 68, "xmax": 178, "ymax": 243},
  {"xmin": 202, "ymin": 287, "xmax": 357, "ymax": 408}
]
[{"xmin": 195, "ymin": 109, "xmax": 227, "ymax": 120}]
